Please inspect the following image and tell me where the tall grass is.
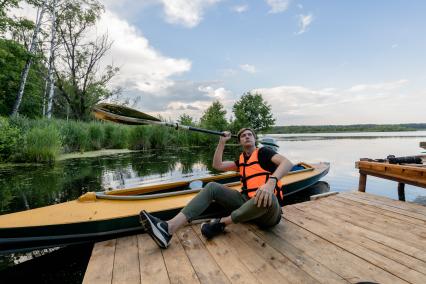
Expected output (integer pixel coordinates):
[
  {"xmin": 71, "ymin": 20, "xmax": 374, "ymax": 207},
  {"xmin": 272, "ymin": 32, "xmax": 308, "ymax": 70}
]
[
  {"xmin": 0, "ymin": 116, "xmax": 210, "ymax": 163},
  {"xmin": 22, "ymin": 126, "xmax": 62, "ymax": 163}
]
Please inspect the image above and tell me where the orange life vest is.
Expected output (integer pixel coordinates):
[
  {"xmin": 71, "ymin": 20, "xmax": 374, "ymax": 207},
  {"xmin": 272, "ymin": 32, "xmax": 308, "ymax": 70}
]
[{"xmin": 238, "ymin": 148, "xmax": 283, "ymax": 203}]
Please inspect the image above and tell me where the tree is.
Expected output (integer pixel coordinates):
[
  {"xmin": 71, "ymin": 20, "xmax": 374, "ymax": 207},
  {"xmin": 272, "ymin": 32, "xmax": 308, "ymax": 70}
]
[
  {"xmin": 200, "ymin": 100, "xmax": 228, "ymax": 132},
  {"xmin": 44, "ymin": 0, "xmax": 58, "ymax": 118},
  {"xmin": 178, "ymin": 113, "xmax": 195, "ymax": 126},
  {"xmin": 0, "ymin": 0, "xmax": 19, "ymax": 34},
  {"xmin": 232, "ymin": 92, "xmax": 275, "ymax": 132},
  {"xmin": 53, "ymin": 0, "xmax": 118, "ymax": 120},
  {"xmin": 11, "ymin": 0, "xmax": 49, "ymax": 116},
  {"xmin": 0, "ymin": 38, "xmax": 45, "ymax": 117}
]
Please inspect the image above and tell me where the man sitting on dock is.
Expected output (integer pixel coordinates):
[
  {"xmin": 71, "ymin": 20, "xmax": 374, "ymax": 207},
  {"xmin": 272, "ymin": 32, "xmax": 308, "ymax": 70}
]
[{"xmin": 140, "ymin": 128, "xmax": 294, "ymax": 249}]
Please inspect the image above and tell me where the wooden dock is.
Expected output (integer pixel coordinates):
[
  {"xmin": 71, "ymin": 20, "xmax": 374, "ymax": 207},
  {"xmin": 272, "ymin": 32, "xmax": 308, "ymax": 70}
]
[{"xmin": 83, "ymin": 191, "xmax": 426, "ymax": 284}]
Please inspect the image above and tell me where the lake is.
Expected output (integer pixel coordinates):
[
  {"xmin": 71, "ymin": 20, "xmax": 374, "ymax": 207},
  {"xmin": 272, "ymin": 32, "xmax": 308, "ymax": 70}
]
[{"xmin": 1, "ymin": 131, "xmax": 426, "ymax": 282}]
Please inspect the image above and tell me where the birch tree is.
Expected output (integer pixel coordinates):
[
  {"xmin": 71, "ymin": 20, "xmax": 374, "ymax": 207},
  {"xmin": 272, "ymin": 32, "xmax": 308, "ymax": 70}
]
[
  {"xmin": 45, "ymin": 0, "xmax": 57, "ymax": 118},
  {"xmin": 10, "ymin": 0, "xmax": 48, "ymax": 116}
]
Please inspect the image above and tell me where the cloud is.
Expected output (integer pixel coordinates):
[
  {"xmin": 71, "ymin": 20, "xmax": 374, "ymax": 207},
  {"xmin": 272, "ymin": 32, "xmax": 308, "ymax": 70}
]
[
  {"xmin": 265, "ymin": 0, "xmax": 291, "ymax": 14},
  {"xmin": 160, "ymin": 0, "xmax": 222, "ymax": 28},
  {"xmin": 346, "ymin": 80, "xmax": 408, "ymax": 93},
  {"xmin": 240, "ymin": 64, "xmax": 257, "ymax": 73},
  {"xmin": 252, "ymin": 80, "xmax": 411, "ymax": 125},
  {"xmin": 94, "ymin": 11, "xmax": 191, "ymax": 94},
  {"xmin": 103, "ymin": 0, "xmax": 221, "ymax": 28},
  {"xmin": 296, "ymin": 13, "xmax": 313, "ymax": 34},
  {"xmin": 232, "ymin": 4, "xmax": 248, "ymax": 13}
]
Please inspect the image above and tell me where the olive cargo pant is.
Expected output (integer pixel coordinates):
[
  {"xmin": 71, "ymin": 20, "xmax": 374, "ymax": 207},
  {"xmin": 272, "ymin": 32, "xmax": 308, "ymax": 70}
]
[{"xmin": 181, "ymin": 182, "xmax": 282, "ymax": 227}]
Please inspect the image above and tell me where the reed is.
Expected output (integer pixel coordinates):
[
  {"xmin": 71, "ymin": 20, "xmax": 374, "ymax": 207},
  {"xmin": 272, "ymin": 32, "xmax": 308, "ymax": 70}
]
[
  {"xmin": 88, "ymin": 123, "xmax": 104, "ymax": 150},
  {"xmin": 22, "ymin": 126, "xmax": 62, "ymax": 163}
]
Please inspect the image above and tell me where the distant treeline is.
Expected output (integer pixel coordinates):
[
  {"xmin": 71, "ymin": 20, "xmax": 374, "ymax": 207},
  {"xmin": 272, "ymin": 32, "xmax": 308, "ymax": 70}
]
[{"xmin": 267, "ymin": 123, "xmax": 426, "ymax": 134}]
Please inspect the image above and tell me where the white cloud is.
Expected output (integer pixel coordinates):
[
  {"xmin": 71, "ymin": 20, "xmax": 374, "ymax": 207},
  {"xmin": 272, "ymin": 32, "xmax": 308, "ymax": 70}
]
[
  {"xmin": 347, "ymin": 80, "xmax": 408, "ymax": 93},
  {"xmin": 240, "ymin": 64, "xmax": 257, "ymax": 73},
  {"xmin": 232, "ymin": 4, "xmax": 248, "ymax": 13},
  {"xmin": 296, "ymin": 13, "xmax": 313, "ymax": 34},
  {"xmin": 160, "ymin": 0, "xmax": 221, "ymax": 28},
  {"xmin": 265, "ymin": 0, "xmax": 291, "ymax": 14},
  {"xmin": 252, "ymin": 80, "xmax": 412, "ymax": 125},
  {"xmin": 391, "ymin": 43, "xmax": 398, "ymax": 49},
  {"xmin": 95, "ymin": 11, "xmax": 191, "ymax": 94}
]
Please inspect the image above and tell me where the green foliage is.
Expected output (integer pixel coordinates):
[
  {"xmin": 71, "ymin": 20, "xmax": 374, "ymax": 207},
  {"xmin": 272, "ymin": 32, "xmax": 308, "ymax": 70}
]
[
  {"xmin": 59, "ymin": 120, "xmax": 89, "ymax": 152},
  {"xmin": 0, "ymin": 0, "xmax": 19, "ymax": 33},
  {"xmin": 200, "ymin": 101, "xmax": 228, "ymax": 131},
  {"xmin": 150, "ymin": 125, "xmax": 172, "ymax": 149},
  {"xmin": 22, "ymin": 126, "xmax": 62, "ymax": 163},
  {"xmin": 232, "ymin": 92, "xmax": 275, "ymax": 132},
  {"xmin": 128, "ymin": 126, "xmax": 152, "ymax": 150},
  {"xmin": 88, "ymin": 123, "xmax": 104, "ymax": 150},
  {"xmin": 0, "ymin": 39, "xmax": 45, "ymax": 117},
  {"xmin": 104, "ymin": 124, "xmax": 129, "ymax": 149},
  {"xmin": 0, "ymin": 116, "xmax": 20, "ymax": 161}
]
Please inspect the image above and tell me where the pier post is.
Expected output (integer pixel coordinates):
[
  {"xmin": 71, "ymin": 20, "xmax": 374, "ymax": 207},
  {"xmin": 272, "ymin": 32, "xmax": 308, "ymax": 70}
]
[
  {"xmin": 358, "ymin": 172, "xmax": 367, "ymax": 192},
  {"xmin": 397, "ymin": 182, "xmax": 405, "ymax": 201}
]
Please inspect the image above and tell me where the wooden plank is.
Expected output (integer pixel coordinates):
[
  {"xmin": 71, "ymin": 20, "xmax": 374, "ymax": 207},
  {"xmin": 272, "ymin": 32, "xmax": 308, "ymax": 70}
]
[
  {"xmin": 219, "ymin": 224, "xmax": 293, "ymax": 284},
  {"xmin": 229, "ymin": 224, "xmax": 321, "ymax": 284},
  {"xmin": 315, "ymin": 198, "xmax": 426, "ymax": 248},
  {"xmin": 83, "ymin": 239, "xmax": 116, "ymax": 284},
  {"xmin": 138, "ymin": 234, "xmax": 170, "ymax": 284},
  {"xmin": 250, "ymin": 225, "xmax": 350, "ymax": 284},
  {"xmin": 330, "ymin": 195, "xmax": 426, "ymax": 229},
  {"xmin": 113, "ymin": 235, "xmax": 141, "ymax": 284},
  {"xmin": 193, "ymin": 224, "xmax": 261, "ymax": 283},
  {"xmin": 289, "ymin": 203, "xmax": 426, "ymax": 283},
  {"xmin": 176, "ymin": 227, "xmax": 230, "ymax": 284},
  {"xmin": 333, "ymin": 194, "xmax": 426, "ymax": 226},
  {"xmin": 294, "ymin": 200, "xmax": 426, "ymax": 274},
  {"xmin": 347, "ymin": 192, "xmax": 426, "ymax": 218},
  {"xmin": 162, "ymin": 232, "xmax": 200, "ymax": 284},
  {"xmin": 293, "ymin": 200, "xmax": 426, "ymax": 262},
  {"xmin": 276, "ymin": 215, "xmax": 408, "ymax": 283}
]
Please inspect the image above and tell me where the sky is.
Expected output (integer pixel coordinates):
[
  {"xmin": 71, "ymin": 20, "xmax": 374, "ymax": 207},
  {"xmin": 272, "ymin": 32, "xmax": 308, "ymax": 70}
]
[{"xmin": 12, "ymin": 1, "xmax": 426, "ymax": 125}]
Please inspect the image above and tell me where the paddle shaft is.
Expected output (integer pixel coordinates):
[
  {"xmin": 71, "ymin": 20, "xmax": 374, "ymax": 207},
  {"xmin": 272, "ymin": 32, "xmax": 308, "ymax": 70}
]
[{"xmin": 93, "ymin": 106, "xmax": 237, "ymax": 138}]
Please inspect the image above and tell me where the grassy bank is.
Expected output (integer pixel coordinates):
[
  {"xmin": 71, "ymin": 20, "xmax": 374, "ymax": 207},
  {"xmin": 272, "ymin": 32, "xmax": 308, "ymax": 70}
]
[{"xmin": 0, "ymin": 116, "xmax": 207, "ymax": 163}]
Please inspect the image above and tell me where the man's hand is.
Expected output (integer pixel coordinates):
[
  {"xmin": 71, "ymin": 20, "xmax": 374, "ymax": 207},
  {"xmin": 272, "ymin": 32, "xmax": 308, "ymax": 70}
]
[
  {"xmin": 219, "ymin": 131, "xmax": 232, "ymax": 143},
  {"xmin": 254, "ymin": 180, "xmax": 276, "ymax": 207}
]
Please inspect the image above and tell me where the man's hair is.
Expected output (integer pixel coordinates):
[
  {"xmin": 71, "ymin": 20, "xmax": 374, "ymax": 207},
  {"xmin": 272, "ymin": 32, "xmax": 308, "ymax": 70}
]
[{"xmin": 237, "ymin": 128, "xmax": 257, "ymax": 142}]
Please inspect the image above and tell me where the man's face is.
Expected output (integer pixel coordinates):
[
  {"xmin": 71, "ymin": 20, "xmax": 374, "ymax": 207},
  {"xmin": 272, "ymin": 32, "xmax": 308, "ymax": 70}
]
[{"xmin": 239, "ymin": 130, "xmax": 256, "ymax": 146}]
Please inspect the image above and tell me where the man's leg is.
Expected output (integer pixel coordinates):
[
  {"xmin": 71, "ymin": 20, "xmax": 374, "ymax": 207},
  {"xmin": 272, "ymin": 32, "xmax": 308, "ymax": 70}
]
[
  {"xmin": 230, "ymin": 194, "xmax": 282, "ymax": 228},
  {"xmin": 141, "ymin": 181, "xmax": 246, "ymax": 248},
  {"xmin": 169, "ymin": 182, "xmax": 246, "ymax": 234}
]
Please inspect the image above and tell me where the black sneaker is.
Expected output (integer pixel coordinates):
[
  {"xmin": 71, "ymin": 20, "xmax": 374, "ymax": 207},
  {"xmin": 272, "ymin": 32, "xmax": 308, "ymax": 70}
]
[
  {"xmin": 201, "ymin": 218, "xmax": 226, "ymax": 239},
  {"xmin": 139, "ymin": 210, "xmax": 172, "ymax": 248}
]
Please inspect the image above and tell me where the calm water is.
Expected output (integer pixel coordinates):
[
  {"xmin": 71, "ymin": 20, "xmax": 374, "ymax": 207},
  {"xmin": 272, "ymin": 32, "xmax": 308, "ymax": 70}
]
[{"xmin": 1, "ymin": 131, "xmax": 426, "ymax": 281}]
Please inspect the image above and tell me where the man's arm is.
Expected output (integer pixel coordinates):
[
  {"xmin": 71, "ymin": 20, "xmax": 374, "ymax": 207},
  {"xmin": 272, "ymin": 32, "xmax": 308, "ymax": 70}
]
[
  {"xmin": 254, "ymin": 153, "xmax": 293, "ymax": 207},
  {"xmin": 212, "ymin": 131, "xmax": 238, "ymax": 172}
]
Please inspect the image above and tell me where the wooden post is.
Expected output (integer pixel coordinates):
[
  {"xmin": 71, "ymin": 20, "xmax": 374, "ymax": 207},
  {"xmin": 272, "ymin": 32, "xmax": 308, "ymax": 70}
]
[
  {"xmin": 397, "ymin": 182, "xmax": 405, "ymax": 201},
  {"xmin": 358, "ymin": 172, "xmax": 367, "ymax": 192}
]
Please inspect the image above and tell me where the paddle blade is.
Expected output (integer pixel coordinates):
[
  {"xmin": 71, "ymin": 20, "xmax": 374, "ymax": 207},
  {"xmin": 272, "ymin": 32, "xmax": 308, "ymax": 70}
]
[{"xmin": 92, "ymin": 103, "xmax": 161, "ymax": 125}]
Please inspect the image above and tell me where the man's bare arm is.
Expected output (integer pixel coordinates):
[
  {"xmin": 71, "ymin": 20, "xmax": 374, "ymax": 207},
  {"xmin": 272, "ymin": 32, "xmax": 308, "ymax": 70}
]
[{"xmin": 212, "ymin": 131, "xmax": 238, "ymax": 172}]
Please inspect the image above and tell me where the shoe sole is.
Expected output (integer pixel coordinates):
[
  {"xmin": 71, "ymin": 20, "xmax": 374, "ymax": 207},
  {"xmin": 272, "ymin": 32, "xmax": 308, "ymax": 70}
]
[{"xmin": 139, "ymin": 210, "xmax": 169, "ymax": 249}]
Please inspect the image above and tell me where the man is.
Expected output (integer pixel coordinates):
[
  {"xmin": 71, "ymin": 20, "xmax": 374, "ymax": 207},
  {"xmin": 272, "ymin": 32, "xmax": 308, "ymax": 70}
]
[{"xmin": 140, "ymin": 128, "xmax": 294, "ymax": 249}]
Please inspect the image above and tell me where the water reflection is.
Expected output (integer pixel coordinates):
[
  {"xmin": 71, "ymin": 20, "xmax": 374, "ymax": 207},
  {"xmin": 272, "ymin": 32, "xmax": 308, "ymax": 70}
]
[{"xmin": 0, "ymin": 147, "xmax": 241, "ymax": 215}]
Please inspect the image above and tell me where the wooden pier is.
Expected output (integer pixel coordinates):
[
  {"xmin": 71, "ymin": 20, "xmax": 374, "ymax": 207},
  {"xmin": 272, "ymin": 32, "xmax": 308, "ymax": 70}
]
[
  {"xmin": 356, "ymin": 160, "xmax": 426, "ymax": 201},
  {"xmin": 83, "ymin": 191, "xmax": 426, "ymax": 284}
]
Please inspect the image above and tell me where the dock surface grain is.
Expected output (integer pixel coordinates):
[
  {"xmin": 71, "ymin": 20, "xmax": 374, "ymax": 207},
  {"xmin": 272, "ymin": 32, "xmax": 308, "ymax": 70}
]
[{"xmin": 83, "ymin": 191, "xmax": 426, "ymax": 283}]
